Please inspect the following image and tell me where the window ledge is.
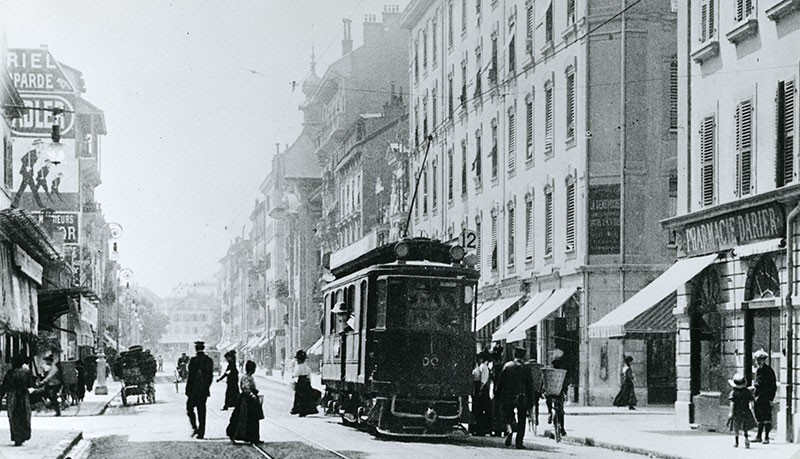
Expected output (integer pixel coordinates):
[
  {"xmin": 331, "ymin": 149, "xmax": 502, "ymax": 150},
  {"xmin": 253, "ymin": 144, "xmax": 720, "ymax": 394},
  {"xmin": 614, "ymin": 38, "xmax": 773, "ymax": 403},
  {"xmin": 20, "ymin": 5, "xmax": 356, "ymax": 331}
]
[
  {"xmin": 726, "ymin": 18, "xmax": 759, "ymax": 44},
  {"xmin": 691, "ymin": 39, "xmax": 720, "ymax": 63},
  {"xmin": 766, "ymin": 0, "xmax": 800, "ymax": 20},
  {"xmin": 525, "ymin": 257, "xmax": 534, "ymax": 267},
  {"xmin": 561, "ymin": 23, "xmax": 577, "ymax": 41},
  {"xmin": 669, "ymin": 127, "xmax": 679, "ymax": 134},
  {"xmin": 491, "ymin": 176, "xmax": 499, "ymax": 187},
  {"xmin": 543, "ymin": 252, "xmax": 553, "ymax": 263},
  {"xmin": 525, "ymin": 157, "xmax": 534, "ymax": 169},
  {"xmin": 540, "ymin": 41, "xmax": 555, "ymax": 58},
  {"xmin": 565, "ymin": 136, "xmax": 576, "ymax": 150},
  {"xmin": 448, "ymin": 199, "xmax": 455, "ymax": 208},
  {"xmin": 508, "ymin": 168, "xmax": 516, "ymax": 179},
  {"xmin": 544, "ymin": 147, "xmax": 554, "ymax": 160},
  {"xmin": 565, "ymin": 247, "xmax": 576, "ymax": 256}
]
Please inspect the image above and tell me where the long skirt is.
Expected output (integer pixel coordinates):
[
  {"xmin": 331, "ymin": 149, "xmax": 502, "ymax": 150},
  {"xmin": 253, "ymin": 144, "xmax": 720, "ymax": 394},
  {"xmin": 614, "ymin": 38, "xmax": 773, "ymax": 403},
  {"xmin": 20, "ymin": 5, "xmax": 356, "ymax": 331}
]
[
  {"xmin": 754, "ymin": 396, "xmax": 773, "ymax": 425},
  {"xmin": 224, "ymin": 381, "xmax": 240, "ymax": 409},
  {"xmin": 291, "ymin": 376, "xmax": 318, "ymax": 416},
  {"xmin": 226, "ymin": 393, "xmax": 263, "ymax": 443},
  {"xmin": 7, "ymin": 392, "xmax": 32, "ymax": 444},
  {"xmin": 613, "ymin": 380, "xmax": 637, "ymax": 407}
]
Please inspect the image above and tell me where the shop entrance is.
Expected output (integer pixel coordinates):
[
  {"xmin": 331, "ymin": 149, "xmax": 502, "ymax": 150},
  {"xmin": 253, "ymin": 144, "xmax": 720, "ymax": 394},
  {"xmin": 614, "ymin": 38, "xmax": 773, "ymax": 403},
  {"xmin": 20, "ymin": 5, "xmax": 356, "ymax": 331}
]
[
  {"xmin": 743, "ymin": 255, "xmax": 781, "ymax": 384},
  {"xmin": 688, "ymin": 266, "xmax": 723, "ymax": 424},
  {"xmin": 647, "ymin": 337, "xmax": 676, "ymax": 404},
  {"xmin": 548, "ymin": 297, "xmax": 580, "ymax": 402}
]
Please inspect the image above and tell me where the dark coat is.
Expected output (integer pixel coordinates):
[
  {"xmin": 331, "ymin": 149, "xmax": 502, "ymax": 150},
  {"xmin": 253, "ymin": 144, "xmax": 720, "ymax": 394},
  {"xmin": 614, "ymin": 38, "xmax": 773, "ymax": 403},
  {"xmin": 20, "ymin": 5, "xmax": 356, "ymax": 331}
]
[
  {"xmin": 754, "ymin": 364, "xmax": 777, "ymax": 401},
  {"xmin": 185, "ymin": 352, "xmax": 213, "ymax": 398},
  {"xmin": 496, "ymin": 359, "xmax": 534, "ymax": 409}
]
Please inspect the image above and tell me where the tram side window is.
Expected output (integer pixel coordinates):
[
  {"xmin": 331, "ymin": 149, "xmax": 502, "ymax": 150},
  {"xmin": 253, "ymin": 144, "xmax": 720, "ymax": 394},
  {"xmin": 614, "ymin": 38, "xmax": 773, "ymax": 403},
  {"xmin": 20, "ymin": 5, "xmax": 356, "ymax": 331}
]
[
  {"xmin": 346, "ymin": 285, "xmax": 356, "ymax": 332},
  {"xmin": 359, "ymin": 281, "xmax": 367, "ymax": 332},
  {"xmin": 371, "ymin": 280, "xmax": 387, "ymax": 330}
]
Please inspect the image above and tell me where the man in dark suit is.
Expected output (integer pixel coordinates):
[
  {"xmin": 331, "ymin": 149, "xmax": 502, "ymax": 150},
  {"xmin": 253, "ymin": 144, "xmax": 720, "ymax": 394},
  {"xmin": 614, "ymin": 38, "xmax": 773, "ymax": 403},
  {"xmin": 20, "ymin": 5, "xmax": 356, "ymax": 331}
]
[
  {"xmin": 186, "ymin": 341, "xmax": 213, "ymax": 439},
  {"xmin": 496, "ymin": 347, "xmax": 535, "ymax": 449},
  {"xmin": 12, "ymin": 139, "xmax": 45, "ymax": 208}
]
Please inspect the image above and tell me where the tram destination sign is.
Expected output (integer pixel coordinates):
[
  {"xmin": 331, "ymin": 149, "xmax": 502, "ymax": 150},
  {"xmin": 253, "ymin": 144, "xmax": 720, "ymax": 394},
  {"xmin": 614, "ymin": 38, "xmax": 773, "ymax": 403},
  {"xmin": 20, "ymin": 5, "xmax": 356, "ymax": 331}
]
[{"xmin": 682, "ymin": 203, "xmax": 785, "ymax": 256}]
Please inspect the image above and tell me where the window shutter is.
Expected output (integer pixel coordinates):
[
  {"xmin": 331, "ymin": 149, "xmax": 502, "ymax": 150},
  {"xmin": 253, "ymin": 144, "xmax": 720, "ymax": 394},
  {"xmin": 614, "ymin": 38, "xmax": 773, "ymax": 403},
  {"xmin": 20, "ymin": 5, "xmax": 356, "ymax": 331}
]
[
  {"xmin": 526, "ymin": 4, "xmax": 534, "ymax": 55},
  {"xmin": 3, "ymin": 137, "xmax": 12, "ymax": 189},
  {"xmin": 525, "ymin": 199, "xmax": 533, "ymax": 260},
  {"xmin": 526, "ymin": 98, "xmax": 534, "ymax": 160},
  {"xmin": 566, "ymin": 73, "xmax": 576, "ymax": 139},
  {"xmin": 476, "ymin": 220, "xmax": 482, "ymax": 268},
  {"xmin": 491, "ymin": 121, "xmax": 498, "ymax": 178},
  {"xmin": 567, "ymin": 0, "xmax": 576, "ymax": 25},
  {"xmin": 669, "ymin": 58, "xmax": 678, "ymax": 129},
  {"xmin": 735, "ymin": 100, "xmax": 753, "ymax": 196},
  {"xmin": 700, "ymin": 116, "xmax": 715, "ymax": 206},
  {"xmin": 461, "ymin": 141, "xmax": 468, "ymax": 195},
  {"xmin": 545, "ymin": 85, "xmax": 554, "ymax": 152},
  {"xmin": 491, "ymin": 213, "xmax": 498, "ymax": 270},
  {"xmin": 786, "ymin": 81, "xmax": 796, "ymax": 185},
  {"xmin": 448, "ymin": 148, "xmax": 454, "ymax": 201},
  {"xmin": 545, "ymin": 191, "xmax": 553, "ymax": 255},
  {"xmin": 508, "ymin": 206, "xmax": 515, "ymax": 265},
  {"xmin": 566, "ymin": 183, "xmax": 576, "ymax": 251},
  {"xmin": 708, "ymin": 0, "xmax": 715, "ymax": 39},
  {"xmin": 508, "ymin": 111, "xmax": 516, "ymax": 171}
]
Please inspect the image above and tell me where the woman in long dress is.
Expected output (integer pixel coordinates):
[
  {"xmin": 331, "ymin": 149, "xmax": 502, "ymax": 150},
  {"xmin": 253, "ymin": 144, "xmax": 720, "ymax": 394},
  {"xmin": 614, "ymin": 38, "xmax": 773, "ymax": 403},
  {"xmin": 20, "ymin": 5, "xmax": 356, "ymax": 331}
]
[
  {"xmin": 1, "ymin": 355, "xmax": 34, "ymax": 446},
  {"xmin": 226, "ymin": 360, "xmax": 263, "ymax": 444},
  {"xmin": 290, "ymin": 350, "xmax": 318, "ymax": 417},
  {"xmin": 613, "ymin": 355, "xmax": 637, "ymax": 410},
  {"xmin": 218, "ymin": 350, "xmax": 239, "ymax": 410}
]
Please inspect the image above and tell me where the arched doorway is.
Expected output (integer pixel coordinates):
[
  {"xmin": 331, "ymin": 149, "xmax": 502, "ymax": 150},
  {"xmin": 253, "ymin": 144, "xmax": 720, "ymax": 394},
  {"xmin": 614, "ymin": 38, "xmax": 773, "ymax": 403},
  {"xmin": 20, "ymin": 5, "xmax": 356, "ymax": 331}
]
[{"xmin": 743, "ymin": 255, "xmax": 781, "ymax": 384}]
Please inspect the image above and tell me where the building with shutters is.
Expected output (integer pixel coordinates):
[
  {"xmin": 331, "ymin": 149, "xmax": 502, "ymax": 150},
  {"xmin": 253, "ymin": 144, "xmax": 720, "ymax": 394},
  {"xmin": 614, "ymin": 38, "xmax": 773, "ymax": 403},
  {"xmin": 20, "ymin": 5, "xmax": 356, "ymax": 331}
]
[
  {"xmin": 402, "ymin": 0, "xmax": 677, "ymax": 405},
  {"xmin": 657, "ymin": 0, "xmax": 800, "ymax": 439}
]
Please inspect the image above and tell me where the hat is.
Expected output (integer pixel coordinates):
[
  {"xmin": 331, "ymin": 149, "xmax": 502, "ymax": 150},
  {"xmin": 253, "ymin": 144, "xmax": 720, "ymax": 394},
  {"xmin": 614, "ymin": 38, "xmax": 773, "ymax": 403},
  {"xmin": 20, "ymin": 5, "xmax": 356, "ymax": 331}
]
[
  {"xmin": 753, "ymin": 349, "xmax": 768, "ymax": 360},
  {"xmin": 728, "ymin": 373, "xmax": 747, "ymax": 389},
  {"xmin": 624, "ymin": 355, "xmax": 634, "ymax": 364},
  {"xmin": 295, "ymin": 349, "xmax": 307, "ymax": 360},
  {"xmin": 32, "ymin": 139, "xmax": 43, "ymax": 145},
  {"xmin": 194, "ymin": 341, "xmax": 205, "ymax": 350},
  {"xmin": 552, "ymin": 348, "xmax": 564, "ymax": 359},
  {"xmin": 479, "ymin": 350, "xmax": 492, "ymax": 361}
]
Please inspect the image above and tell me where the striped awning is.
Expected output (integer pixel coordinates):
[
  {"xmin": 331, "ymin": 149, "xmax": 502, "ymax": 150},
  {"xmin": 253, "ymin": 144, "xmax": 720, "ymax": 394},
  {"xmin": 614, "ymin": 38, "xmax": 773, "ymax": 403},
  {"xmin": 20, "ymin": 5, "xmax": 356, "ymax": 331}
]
[
  {"xmin": 307, "ymin": 337, "xmax": 323, "ymax": 356},
  {"xmin": 492, "ymin": 290, "xmax": 554, "ymax": 342},
  {"xmin": 474, "ymin": 295, "xmax": 523, "ymax": 331},
  {"xmin": 589, "ymin": 253, "xmax": 718, "ymax": 338},
  {"xmin": 506, "ymin": 287, "xmax": 579, "ymax": 343}
]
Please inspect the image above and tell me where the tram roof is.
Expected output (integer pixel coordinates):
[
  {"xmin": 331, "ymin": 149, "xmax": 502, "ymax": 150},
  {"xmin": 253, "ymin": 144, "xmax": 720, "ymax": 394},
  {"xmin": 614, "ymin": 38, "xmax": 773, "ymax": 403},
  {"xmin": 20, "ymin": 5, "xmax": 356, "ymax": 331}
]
[
  {"xmin": 329, "ymin": 237, "xmax": 459, "ymax": 277},
  {"xmin": 324, "ymin": 259, "xmax": 479, "ymax": 290}
]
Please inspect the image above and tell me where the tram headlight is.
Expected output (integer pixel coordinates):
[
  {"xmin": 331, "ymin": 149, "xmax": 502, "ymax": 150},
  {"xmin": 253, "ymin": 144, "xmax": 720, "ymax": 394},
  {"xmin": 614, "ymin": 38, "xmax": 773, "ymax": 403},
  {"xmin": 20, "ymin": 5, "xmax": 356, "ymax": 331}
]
[
  {"xmin": 394, "ymin": 240, "xmax": 411, "ymax": 259},
  {"xmin": 464, "ymin": 286, "xmax": 474, "ymax": 304},
  {"xmin": 449, "ymin": 245, "xmax": 465, "ymax": 262}
]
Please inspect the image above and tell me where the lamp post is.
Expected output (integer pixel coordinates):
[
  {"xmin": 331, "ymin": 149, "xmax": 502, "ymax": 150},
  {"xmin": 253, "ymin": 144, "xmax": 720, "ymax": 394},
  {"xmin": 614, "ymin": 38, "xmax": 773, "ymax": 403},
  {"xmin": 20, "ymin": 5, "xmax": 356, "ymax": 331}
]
[
  {"xmin": 93, "ymin": 222, "xmax": 123, "ymax": 395},
  {"xmin": 117, "ymin": 268, "xmax": 134, "ymax": 351}
]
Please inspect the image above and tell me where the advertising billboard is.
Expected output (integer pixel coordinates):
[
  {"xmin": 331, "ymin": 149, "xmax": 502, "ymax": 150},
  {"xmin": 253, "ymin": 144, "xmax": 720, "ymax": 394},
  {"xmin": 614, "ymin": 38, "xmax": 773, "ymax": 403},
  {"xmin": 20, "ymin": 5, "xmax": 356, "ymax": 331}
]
[{"xmin": 10, "ymin": 137, "xmax": 78, "ymax": 211}]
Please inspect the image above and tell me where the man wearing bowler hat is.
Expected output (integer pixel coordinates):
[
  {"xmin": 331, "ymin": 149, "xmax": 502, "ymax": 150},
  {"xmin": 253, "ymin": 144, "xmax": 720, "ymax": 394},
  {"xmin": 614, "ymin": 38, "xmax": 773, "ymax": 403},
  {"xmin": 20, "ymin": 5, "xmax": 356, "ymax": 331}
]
[
  {"xmin": 12, "ymin": 139, "xmax": 45, "ymax": 208},
  {"xmin": 186, "ymin": 341, "xmax": 213, "ymax": 439},
  {"xmin": 496, "ymin": 346, "xmax": 535, "ymax": 449}
]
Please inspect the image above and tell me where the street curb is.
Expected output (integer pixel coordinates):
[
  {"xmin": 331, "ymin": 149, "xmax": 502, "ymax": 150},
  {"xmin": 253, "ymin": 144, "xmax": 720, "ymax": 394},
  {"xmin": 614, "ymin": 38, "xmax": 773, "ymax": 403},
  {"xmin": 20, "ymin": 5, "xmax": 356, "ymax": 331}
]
[
  {"xmin": 538, "ymin": 429, "xmax": 690, "ymax": 459},
  {"xmin": 95, "ymin": 388, "xmax": 121, "ymax": 416},
  {"xmin": 51, "ymin": 430, "xmax": 82, "ymax": 459}
]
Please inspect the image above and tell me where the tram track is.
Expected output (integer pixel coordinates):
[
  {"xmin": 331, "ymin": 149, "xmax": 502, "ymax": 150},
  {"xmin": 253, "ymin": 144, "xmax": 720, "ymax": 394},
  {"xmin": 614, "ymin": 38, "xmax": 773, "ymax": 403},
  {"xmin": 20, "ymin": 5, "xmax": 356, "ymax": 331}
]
[{"xmin": 205, "ymin": 395, "xmax": 352, "ymax": 459}]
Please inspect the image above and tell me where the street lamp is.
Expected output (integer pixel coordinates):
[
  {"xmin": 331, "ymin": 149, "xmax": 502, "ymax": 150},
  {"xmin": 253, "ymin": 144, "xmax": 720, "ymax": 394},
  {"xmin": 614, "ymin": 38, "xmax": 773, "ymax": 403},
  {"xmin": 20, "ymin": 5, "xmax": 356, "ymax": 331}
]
[
  {"xmin": 93, "ymin": 222, "xmax": 123, "ymax": 395},
  {"xmin": 117, "ymin": 268, "xmax": 134, "ymax": 352}
]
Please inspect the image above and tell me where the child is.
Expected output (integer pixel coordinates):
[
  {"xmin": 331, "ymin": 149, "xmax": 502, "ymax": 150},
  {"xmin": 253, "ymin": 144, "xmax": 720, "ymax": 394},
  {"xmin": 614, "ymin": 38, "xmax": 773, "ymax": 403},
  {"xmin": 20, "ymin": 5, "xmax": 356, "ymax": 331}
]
[{"xmin": 727, "ymin": 373, "xmax": 757, "ymax": 448}]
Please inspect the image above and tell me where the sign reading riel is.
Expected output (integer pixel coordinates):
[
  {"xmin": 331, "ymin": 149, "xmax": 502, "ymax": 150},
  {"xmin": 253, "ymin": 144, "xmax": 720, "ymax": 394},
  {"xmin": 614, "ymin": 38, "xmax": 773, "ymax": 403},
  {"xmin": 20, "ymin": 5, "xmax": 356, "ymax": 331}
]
[
  {"xmin": 6, "ymin": 48, "xmax": 76, "ymax": 138},
  {"xmin": 682, "ymin": 203, "xmax": 785, "ymax": 256}
]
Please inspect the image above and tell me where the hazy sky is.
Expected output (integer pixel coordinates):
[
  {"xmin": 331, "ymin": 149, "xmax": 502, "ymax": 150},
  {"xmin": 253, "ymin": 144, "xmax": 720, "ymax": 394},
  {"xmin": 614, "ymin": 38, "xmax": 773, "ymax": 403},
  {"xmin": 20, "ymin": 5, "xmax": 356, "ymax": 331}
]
[{"xmin": 4, "ymin": 0, "xmax": 408, "ymax": 297}]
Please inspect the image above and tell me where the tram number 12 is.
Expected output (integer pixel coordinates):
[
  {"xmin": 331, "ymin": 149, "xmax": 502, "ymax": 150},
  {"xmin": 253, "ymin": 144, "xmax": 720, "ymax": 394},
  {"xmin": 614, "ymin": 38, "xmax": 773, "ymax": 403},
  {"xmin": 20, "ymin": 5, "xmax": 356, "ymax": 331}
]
[{"xmin": 461, "ymin": 229, "xmax": 477, "ymax": 250}]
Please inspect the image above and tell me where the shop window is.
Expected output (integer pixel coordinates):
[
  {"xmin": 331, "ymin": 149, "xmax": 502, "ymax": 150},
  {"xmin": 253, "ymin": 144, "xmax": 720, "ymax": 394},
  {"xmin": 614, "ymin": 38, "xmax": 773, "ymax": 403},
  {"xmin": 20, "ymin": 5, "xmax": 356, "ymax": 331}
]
[
  {"xmin": 743, "ymin": 255, "xmax": 781, "ymax": 384},
  {"xmin": 689, "ymin": 266, "xmax": 723, "ymax": 395}
]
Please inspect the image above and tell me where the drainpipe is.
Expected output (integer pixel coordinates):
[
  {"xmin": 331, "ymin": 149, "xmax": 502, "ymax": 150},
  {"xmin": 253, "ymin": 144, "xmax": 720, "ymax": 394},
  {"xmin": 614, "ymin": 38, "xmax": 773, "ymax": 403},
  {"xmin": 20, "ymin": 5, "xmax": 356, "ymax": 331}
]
[{"xmin": 785, "ymin": 202, "xmax": 800, "ymax": 443}]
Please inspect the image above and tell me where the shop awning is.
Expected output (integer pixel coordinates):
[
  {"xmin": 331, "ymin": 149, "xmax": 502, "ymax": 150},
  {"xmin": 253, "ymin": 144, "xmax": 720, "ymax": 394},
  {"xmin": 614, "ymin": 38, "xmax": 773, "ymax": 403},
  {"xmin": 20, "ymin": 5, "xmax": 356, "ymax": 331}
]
[
  {"xmin": 307, "ymin": 337, "xmax": 323, "ymax": 356},
  {"xmin": 732, "ymin": 238, "xmax": 784, "ymax": 258},
  {"xmin": 492, "ymin": 290, "xmax": 555, "ymax": 342},
  {"xmin": 216, "ymin": 340, "xmax": 231, "ymax": 351},
  {"xmin": 474, "ymin": 295, "xmax": 523, "ymax": 331},
  {"xmin": 243, "ymin": 335, "xmax": 261, "ymax": 351},
  {"xmin": 589, "ymin": 253, "xmax": 719, "ymax": 339},
  {"xmin": 253, "ymin": 334, "xmax": 270, "ymax": 349},
  {"xmin": 506, "ymin": 287, "xmax": 579, "ymax": 343},
  {"xmin": 38, "ymin": 287, "xmax": 100, "ymax": 329}
]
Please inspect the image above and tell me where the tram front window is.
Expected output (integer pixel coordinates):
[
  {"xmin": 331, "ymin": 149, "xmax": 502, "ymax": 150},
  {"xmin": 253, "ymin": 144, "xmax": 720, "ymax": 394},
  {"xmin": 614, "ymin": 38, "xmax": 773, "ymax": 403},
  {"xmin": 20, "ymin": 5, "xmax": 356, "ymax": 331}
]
[{"xmin": 387, "ymin": 277, "xmax": 468, "ymax": 332}]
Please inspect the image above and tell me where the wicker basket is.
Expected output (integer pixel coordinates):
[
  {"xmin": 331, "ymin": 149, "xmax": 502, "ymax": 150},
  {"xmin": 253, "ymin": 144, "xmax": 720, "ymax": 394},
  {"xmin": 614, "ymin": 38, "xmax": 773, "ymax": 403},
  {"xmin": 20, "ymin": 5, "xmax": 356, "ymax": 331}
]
[{"xmin": 542, "ymin": 368, "xmax": 567, "ymax": 396}]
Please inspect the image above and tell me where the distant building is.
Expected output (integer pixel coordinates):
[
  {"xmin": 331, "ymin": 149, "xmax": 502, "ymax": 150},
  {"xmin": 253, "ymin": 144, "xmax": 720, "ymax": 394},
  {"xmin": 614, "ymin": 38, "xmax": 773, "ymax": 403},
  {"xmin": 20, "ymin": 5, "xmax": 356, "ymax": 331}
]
[{"xmin": 160, "ymin": 291, "xmax": 217, "ymax": 357}]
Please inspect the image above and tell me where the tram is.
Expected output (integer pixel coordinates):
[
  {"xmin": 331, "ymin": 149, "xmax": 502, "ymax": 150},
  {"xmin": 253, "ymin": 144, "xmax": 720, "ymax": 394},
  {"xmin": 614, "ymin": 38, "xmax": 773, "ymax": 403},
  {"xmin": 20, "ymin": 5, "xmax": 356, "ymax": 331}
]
[{"xmin": 320, "ymin": 237, "xmax": 479, "ymax": 437}]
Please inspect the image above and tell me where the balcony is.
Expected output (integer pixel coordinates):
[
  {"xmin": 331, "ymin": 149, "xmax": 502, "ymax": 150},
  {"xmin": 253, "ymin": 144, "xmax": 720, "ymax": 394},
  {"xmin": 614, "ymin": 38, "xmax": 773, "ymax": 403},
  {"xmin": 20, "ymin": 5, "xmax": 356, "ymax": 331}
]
[
  {"xmin": 691, "ymin": 39, "xmax": 720, "ymax": 63},
  {"xmin": 766, "ymin": 0, "xmax": 800, "ymax": 20}
]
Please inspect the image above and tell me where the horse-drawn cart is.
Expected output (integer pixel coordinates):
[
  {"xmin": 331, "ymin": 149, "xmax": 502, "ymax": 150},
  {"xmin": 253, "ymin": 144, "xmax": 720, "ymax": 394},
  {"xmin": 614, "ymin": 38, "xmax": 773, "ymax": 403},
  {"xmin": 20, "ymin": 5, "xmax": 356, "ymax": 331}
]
[{"xmin": 115, "ymin": 346, "xmax": 157, "ymax": 406}]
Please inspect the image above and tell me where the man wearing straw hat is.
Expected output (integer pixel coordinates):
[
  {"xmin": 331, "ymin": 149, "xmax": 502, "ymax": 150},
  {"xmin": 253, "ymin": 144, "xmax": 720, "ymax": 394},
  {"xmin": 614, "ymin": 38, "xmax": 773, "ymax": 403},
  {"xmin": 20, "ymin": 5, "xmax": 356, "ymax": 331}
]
[
  {"xmin": 752, "ymin": 349, "xmax": 777, "ymax": 444},
  {"xmin": 496, "ymin": 347, "xmax": 535, "ymax": 449}
]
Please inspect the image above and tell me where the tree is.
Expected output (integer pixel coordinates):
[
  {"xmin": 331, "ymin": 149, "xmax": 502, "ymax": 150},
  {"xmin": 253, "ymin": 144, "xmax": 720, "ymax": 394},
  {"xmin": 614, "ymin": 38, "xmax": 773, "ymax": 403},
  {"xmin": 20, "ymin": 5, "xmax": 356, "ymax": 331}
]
[{"xmin": 137, "ymin": 298, "xmax": 169, "ymax": 351}]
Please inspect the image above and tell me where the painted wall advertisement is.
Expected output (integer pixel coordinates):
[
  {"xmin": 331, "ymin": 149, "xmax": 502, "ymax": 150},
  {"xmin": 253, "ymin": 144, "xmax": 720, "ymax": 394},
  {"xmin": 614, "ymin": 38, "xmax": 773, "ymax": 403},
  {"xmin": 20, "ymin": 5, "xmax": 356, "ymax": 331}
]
[
  {"xmin": 588, "ymin": 184, "xmax": 621, "ymax": 255},
  {"xmin": 10, "ymin": 137, "xmax": 78, "ymax": 211},
  {"xmin": 32, "ymin": 211, "xmax": 80, "ymax": 245}
]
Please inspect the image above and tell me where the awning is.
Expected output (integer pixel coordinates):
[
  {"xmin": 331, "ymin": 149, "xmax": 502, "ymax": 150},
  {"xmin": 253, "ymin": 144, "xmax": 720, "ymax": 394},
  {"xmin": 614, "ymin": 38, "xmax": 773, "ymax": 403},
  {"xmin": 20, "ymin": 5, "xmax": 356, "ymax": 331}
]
[
  {"xmin": 732, "ymin": 238, "xmax": 784, "ymax": 258},
  {"xmin": 38, "ymin": 287, "xmax": 100, "ymax": 329},
  {"xmin": 589, "ymin": 253, "xmax": 719, "ymax": 338},
  {"xmin": 243, "ymin": 335, "xmax": 261, "ymax": 351},
  {"xmin": 492, "ymin": 290, "xmax": 555, "ymax": 342},
  {"xmin": 307, "ymin": 337, "xmax": 323, "ymax": 356},
  {"xmin": 474, "ymin": 295, "xmax": 523, "ymax": 331},
  {"xmin": 253, "ymin": 334, "xmax": 270, "ymax": 349},
  {"xmin": 216, "ymin": 340, "xmax": 231, "ymax": 351},
  {"xmin": 506, "ymin": 287, "xmax": 579, "ymax": 343}
]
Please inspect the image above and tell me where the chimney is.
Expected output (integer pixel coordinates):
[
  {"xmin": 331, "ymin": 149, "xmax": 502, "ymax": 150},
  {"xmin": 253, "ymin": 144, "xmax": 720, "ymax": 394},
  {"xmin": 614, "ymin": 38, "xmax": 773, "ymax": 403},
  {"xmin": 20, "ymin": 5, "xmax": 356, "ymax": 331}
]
[
  {"xmin": 342, "ymin": 19, "xmax": 353, "ymax": 56},
  {"xmin": 363, "ymin": 14, "xmax": 382, "ymax": 45},
  {"xmin": 382, "ymin": 4, "xmax": 401, "ymax": 27}
]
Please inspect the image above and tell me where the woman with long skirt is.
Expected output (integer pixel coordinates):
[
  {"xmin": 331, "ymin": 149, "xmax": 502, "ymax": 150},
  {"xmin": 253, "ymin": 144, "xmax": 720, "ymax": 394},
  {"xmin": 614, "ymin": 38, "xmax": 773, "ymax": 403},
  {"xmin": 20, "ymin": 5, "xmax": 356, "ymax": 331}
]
[
  {"xmin": 218, "ymin": 350, "xmax": 239, "ymax": 410},
  {"xmin": 290, "ymin": 350, "xmax": 318, "ymax": 417},
  {"xmin": 613, "ymin": 355, "xmax": 637, "ymax": 410},
  {"xmin": 226, "ymin": 360, "xmax": 263, "ymax": 444},
  {"xmin": 1, "ymin": 355, "xmax": 34, "ymax": 446}
]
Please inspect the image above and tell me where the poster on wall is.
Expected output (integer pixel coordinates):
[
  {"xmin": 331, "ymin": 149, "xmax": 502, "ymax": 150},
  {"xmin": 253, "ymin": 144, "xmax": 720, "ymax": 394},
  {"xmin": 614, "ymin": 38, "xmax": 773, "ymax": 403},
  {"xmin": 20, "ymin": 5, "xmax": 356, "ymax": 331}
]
[
  {"xmin": 10, "ymin": 137, "xmax": 78, "ymax": 211},
  {"xmin": 588, "ymin": 184, "xmax": 621, "ymax": 255},
  {"xmin": 32, "ymin": 211, "xmax": 80, "ymax": 245}
]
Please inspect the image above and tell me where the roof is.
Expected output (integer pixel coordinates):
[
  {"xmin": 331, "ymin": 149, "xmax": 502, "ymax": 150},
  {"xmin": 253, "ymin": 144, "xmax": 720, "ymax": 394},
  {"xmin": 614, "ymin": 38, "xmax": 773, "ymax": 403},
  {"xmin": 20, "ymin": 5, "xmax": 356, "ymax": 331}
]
[
  {"xmin": 74, "ymin": 97, "xmax": 108, "ymax": 135},
  {"xmin": 0, "ymin": 208, "xmax": 61, "ymax": 264},
  {"xmin": 283, "ymin": 132, "xmax": 321, "ymax": 179}
]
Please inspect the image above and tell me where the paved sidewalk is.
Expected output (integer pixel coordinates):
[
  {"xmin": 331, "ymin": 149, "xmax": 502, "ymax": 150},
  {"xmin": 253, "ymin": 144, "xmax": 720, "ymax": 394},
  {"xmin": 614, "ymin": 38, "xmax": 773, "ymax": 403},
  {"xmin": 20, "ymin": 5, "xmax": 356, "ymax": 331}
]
[
  {"xmin": 0, "ymin": 429, "xmax": 80, "ymax": 459},
  {"xmin": 533, "ymin": 403, "xmax": 800, "ymax": 459}
]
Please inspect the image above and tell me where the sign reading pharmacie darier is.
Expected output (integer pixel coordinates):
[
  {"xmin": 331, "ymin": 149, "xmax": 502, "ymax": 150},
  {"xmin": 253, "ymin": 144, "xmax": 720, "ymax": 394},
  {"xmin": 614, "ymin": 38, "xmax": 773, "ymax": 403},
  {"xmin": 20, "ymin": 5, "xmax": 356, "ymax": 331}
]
[{"xmin": 681, "ymin": 202, "xmax": 785, "ymax": 257}]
